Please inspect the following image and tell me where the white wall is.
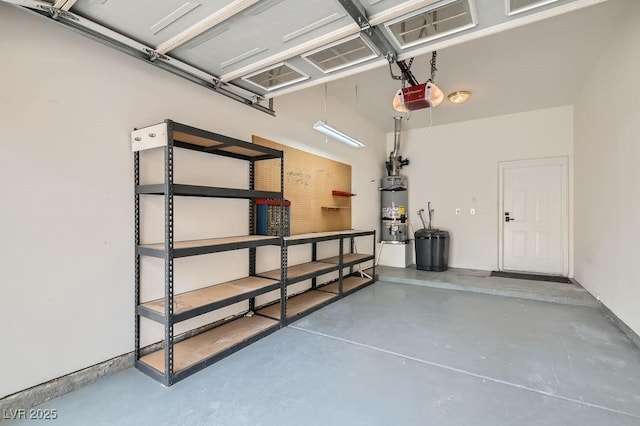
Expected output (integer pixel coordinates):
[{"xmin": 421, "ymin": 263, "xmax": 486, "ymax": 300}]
[
  {"xmin": 390, "ymin": 106, "xmax": 574, "ymax": 270},
  {"xmin": 573, "ymin": 2, "xmax": 640, "ymax": 336},
  {"xmin": 0, "ymin": 3, "xmax": 385, "ymax": 398}
]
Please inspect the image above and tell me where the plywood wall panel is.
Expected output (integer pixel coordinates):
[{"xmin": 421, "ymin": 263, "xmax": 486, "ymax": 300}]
[{"xmin": 253, "ymin": 136, "xmax": 351, "ymax": 235}]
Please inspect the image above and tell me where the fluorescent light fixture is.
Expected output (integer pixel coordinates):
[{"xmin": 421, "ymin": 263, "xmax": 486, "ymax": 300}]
[{"xmin": 313, "ymin": 121, "xmax": 365, "ymax": 148}]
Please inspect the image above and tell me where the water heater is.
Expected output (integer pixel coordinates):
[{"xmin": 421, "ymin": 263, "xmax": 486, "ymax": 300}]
[{"xmin": 381, "ymin": 175, "xmax": 408, "ymax": 243}]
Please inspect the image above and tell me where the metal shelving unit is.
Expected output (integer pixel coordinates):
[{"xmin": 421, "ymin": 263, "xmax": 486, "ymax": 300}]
[
  {"xmin": 256, "ymin": 230, "xmax": 376, "ymax": 324},
  {"xmin": 319, "ymin": 230, "xmax": 377, "ymax": 297},
  {"xmin": 133, "ymin": 119, "xmax": 285, "ymax": 386}
]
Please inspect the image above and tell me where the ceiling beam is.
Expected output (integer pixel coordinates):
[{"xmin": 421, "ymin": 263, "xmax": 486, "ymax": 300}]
[
  {"xmin": 336, "ymin": 0, "xmax": 397, "ymax": 63},
  {"xmin": 155, "ymin": 0, "xmax": 260, "ymax": 55},
  {"xmin": 9, "ymin": 1, "xmax": 275, "ymax": 115}
]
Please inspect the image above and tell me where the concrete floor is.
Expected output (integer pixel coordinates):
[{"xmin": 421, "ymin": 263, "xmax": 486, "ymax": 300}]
[
  {"xmin": 375, "ymin": 265, "xmax": 599, "ymax": 307},
  {"xmin": 5, "ymin": 272, "xmax": 640, "ymax": 425}
]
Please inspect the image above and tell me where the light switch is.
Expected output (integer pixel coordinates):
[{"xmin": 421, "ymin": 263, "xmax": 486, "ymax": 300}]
[
  {"xmin": 470, "ymin": 208, "xmax": 476, "ymax": 215},
  {"xmin": 456, "ymin": 208, "xmax": 461, "ymax": 215}
]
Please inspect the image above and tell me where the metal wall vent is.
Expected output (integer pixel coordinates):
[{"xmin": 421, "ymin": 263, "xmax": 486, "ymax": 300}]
[
  {"xmin": 303, "ymin": 34, "xmax": 378, "ymax": 74},
  {"xmin": 242, "ymin": 62, "xmax": 309, "ymax": 91},
  {"xmin": 506, "ymin": 0, "xmax": 558, "ymax": 16},
  {"xmin": 384, "ymin": 0, "xmax": 476, "ymax": 49}
]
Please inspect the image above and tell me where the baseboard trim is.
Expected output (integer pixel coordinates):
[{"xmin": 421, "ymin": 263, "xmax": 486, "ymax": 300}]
[
  {"xmin": 599, "ymin": 301, "xmax": 640, "ymax": 350},
  {"xmin": 0, "ymin": 352, "xmax": 134, "ymax": 412},
  {"xmin": 571, "ymin": 278, "xmax": 640, "ymax": 350},
  {"xmin": 0, "ymin": 318, "xmax": 257, "ymax": 410}
]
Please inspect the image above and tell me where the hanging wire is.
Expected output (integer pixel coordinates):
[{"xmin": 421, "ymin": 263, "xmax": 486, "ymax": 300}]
[
  {"xmin": 354, "ymin": 83, "xmax": 358, "ymax": 118},
  {"xmin": 324, "ymin": 83, "xmax": 327, "ymax": 122},
  {"xmin": 355, "ymin": 83, "xmax": 359, "ymax": 139},
  {"xmin": 323, "ymin": 83, "xmax": 328, "ymax": 143}
]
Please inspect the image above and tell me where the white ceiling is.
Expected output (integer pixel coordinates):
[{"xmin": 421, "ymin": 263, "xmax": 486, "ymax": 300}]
[
  {"xmin": 4, "ymin": 0, "xmax": 630, "ymax": 130},
  {"xmin": 311, "ymin": 0, "xmax": 630, "ymax": 131}
]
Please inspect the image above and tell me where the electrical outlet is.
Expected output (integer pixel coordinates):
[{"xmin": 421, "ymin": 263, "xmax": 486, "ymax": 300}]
[
  {"xmin": 470, "ymin": 208, "xmax": 476, "ymax": 215},
  {"xmin": 455, "ymin": 208, "xmax": 461, "ymax": 215}
]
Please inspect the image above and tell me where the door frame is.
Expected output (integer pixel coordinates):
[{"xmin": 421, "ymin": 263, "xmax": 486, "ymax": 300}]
[{"xmin": 498, "ymin": 156, "xmax": 569, "ymax": 276}]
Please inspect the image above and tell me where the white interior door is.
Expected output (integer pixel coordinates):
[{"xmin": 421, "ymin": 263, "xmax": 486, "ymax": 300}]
[{"xmin": 499, "ymin": 158, "xmax": 568, "ymax": 275}]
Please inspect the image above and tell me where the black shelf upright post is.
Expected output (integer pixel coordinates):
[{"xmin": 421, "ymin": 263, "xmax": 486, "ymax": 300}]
[
  {"xmin": 248, "ymin": 160, "xmax": 256, "ymax": 313},
  {"xmin": 164, "ymin": 121, "xmax": 176, "ymax": 386},
  {"xmin": 311, "ymin": 242, "xmax": 317, "ymax": 289},
  {"xmin": 372, "ymin": 230, "xmax": 376, "ymax": 282},
  {"xmin": 338, "ymin": 237, "xmax": 344, "ymax": 296},
  {"xmin": 279, "ymin": 155, "xmax": 286, "ymax": 327},
  {"xmin": 349, "ymin": 236, "xmax": 355, "ymax": 276},
  {"xmin": 134, "ymin": 151, "xmax": 141, "ymax": 363}
]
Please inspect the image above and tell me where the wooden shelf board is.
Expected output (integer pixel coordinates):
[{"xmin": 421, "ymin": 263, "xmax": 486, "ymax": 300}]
[
  {"xmin": 280, "ymin": 230, "xmax": 374, "ymax": 246},
  {"xmin": 217, "ymin": 145, "xmax": 271, "ymax": 158},
  {"xmin": 339, "ymin": 229, "xmax": 374, "ymax": 236},
  {"xmin": 173, "ymin": 130, "xmax": 224, "ymax": 148},
  {"xmin": 284, "ymin": 232, "xmax": 343, "ymax": 245},
  {"xmin": 169, "ymin": 123, "xmax": 282, "ymax": 160},
  {"xmin": 257, "ymin": 290, "xmax": 337, "ymax": 320},
  {"xmin": 285, "ymin": 231, "xmax": 342, "ymax": 241},
  {"xmin": 136, "ymin": 184, "xmax": 281, "ymax": 200},
  {"xmin": 140, "ymin": 235, "xmax": 277, "ymax": 251},
  {"xmin": 141, "ymin": 276, "xmax": 279, "ymax": 316},
  {"xmin": 321, "ymin": 206, "xmax": 349, "ymax": 210},
  {"xmin": 257, "ymin": 261, "xmax": 336, "ymax": 281},
  {"xmin": 320, "ymin": 253, "xmax": 373, "ymax": 265},
  {"xmin": 321, "ymin": 276, "xmax": 372, "ymax": 294},
  {"xmin": 139, "ymin": 315, "xmax": 278, "ymax": 374}
]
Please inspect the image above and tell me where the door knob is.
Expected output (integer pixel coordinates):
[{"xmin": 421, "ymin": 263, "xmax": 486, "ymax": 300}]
[{"xmin": 504, "ymin": 212, "xmax": 515, "ymax": 222}]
